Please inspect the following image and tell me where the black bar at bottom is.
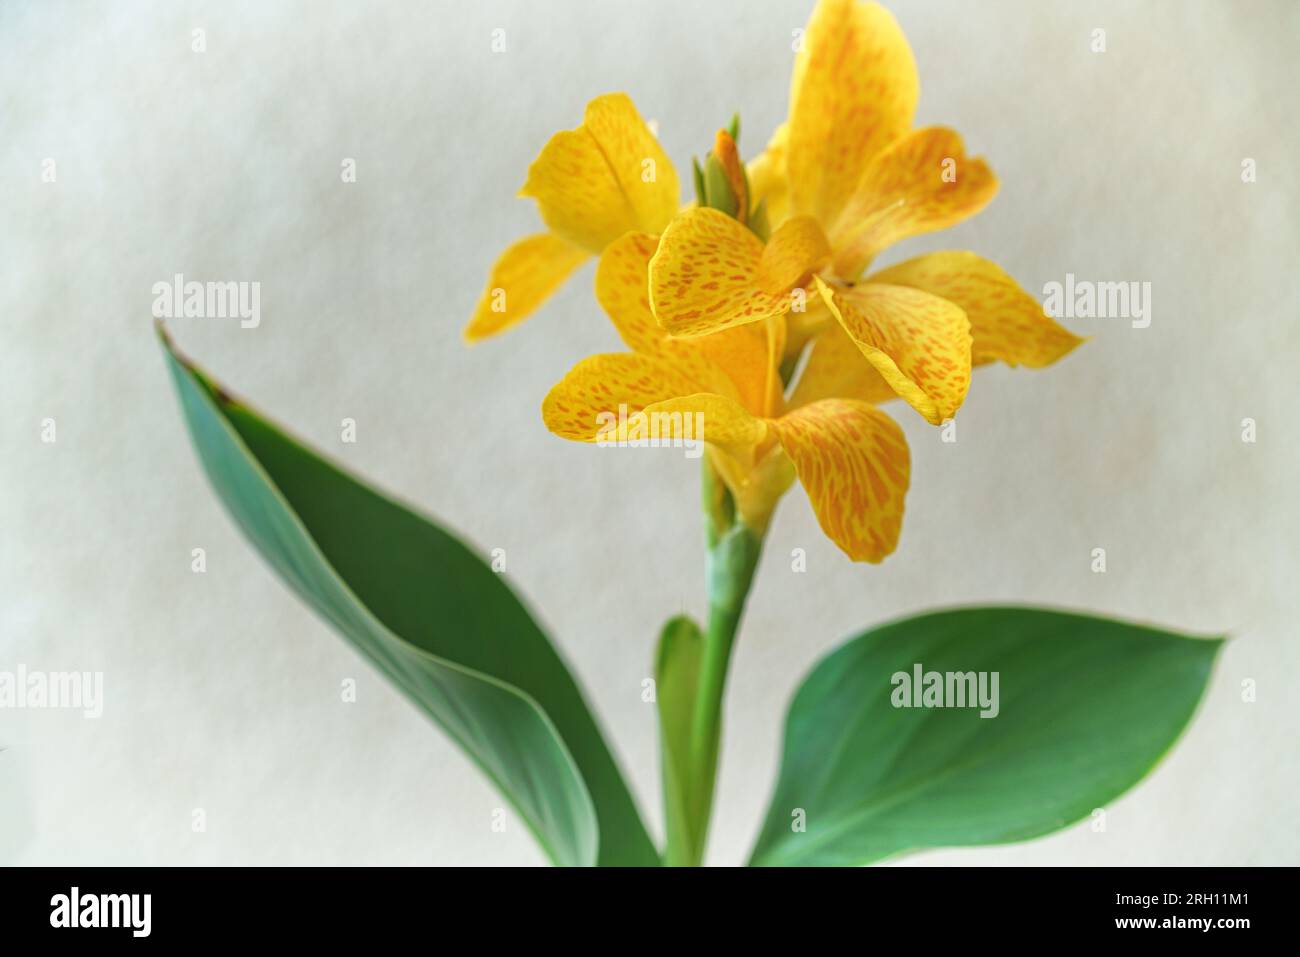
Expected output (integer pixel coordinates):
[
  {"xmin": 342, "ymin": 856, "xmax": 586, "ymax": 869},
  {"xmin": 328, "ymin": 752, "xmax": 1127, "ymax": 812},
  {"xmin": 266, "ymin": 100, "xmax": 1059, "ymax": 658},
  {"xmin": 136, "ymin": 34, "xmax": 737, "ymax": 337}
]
[{"xmin": 0, "ymin": 865, "xmax": 1281, "ymax": 943}]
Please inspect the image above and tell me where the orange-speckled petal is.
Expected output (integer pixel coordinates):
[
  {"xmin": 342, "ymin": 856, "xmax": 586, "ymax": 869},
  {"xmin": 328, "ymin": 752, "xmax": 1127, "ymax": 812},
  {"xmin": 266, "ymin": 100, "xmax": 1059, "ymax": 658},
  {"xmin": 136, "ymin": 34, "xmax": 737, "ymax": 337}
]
[
  {"xmin": 465, "ymin": 233, "xmax": 589, "ymax": 342},
  {"xmin": 773, "ymin": 398, "xmax": 910, "ymax": 562},
  {"xmin": 648, "ymin": 207, "xmax": 789, "ymax": 337},
  {"xmin": 521, "ymin": 93, "xmax": 680, "ymax": 253},
  {"xmin": 596, "ymin": 232, "xmax": 680, "ymax": 354},
  {"xmin": 541, "ymin": 353, "xmax": 766, "ymax": 455},
  {"xmin": 789, "ymin": 318, "xmax": 897, "ymax": 408},
  {"xmin": 641, "ymin": 393, "xmax": 770, "ymax": 454},
  {"xmin": 787, "ymin": 0, "xmax": 919, "ymax": 228},
  {"xmin": 831, "ymin": 127, "xmax": 998, "ymax": 278},
  {"xmin": 758, "ymin": 216, "xmax": 831, "ymax": 295},
  {"xmin": 595, "ymin": 232, "xmax": 744, "ymax": 401},
  {"xmin": 818, "ymin": 277, "xmax": 972, "ymax": 425},
  {"xmin": 869, "ymin": 252, "xmax": 1085, "ymax": 368}
]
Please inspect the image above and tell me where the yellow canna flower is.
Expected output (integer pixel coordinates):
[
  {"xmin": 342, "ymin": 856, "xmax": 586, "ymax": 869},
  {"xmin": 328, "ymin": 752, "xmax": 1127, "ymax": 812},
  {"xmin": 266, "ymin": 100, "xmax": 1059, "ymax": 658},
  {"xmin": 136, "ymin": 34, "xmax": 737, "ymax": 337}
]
[
  {"xmin": 650, "ymin": 0, "xmax": 1086, "ymax": 418},
  {"xmin": 650, "ymin": 0, "xmax": 1083, "ymax": 423},
  {"xmin": 543, "ymin": 231, "xmax": 909, "ymax": 562},
  {"xmin": 539, "ymin": 0, "xmax": 1083, "ymax": 563},
  {"xmin": 464, "ymin": 93, "xmax": 680, "ymax": 342}
]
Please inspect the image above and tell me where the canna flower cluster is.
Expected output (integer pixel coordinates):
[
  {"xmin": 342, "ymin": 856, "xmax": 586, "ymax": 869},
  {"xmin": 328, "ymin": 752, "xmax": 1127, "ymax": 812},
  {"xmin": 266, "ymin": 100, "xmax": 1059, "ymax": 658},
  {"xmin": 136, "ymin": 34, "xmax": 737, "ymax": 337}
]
[{"xmin": 467, "ymin": 0, "xmax": 1082, "ymax": 562}]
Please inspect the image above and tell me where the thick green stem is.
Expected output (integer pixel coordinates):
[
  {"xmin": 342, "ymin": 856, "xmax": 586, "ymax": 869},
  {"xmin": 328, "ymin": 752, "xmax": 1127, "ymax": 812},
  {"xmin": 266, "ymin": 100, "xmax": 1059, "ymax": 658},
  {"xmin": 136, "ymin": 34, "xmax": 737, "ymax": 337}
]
[
  {"xmin": 687, "ymin": 524, "xmax": 762, "ymax": 852},
  {"xmin": 666, "ymin": 461, "xmax": 764, "ymax": 865}
]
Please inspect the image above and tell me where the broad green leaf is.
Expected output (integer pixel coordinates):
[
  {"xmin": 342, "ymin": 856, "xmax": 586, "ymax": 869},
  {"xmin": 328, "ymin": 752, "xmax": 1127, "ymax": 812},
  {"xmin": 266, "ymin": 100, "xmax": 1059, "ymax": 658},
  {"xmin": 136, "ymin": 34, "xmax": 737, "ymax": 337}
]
[
  {"xmin": 749, "ymin": 607, "xmax": 1222, "ymax": 866},
  {"xmin": 655, "ymin": 615, "xmax": 705, "ymax": 866},
  {"xmin": 159, "ymin": 327, "xmax": 657, "ymax": 867}
]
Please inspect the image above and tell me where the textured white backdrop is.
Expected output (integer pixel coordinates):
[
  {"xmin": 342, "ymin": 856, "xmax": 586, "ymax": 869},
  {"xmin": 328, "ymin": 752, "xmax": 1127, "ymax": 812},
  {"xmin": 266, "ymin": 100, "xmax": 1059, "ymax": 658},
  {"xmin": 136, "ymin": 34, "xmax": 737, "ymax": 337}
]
[{"xmin": 2, "ymin": 0, "xmax": 1297, "ymax": 866}]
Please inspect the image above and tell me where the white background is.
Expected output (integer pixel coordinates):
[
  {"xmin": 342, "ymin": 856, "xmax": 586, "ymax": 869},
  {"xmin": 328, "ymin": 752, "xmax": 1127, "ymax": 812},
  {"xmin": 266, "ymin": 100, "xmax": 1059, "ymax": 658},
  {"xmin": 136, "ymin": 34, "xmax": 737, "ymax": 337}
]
[{"xmin": 2, "ymin": 0, "xmax": 1297, "ymax": 865}]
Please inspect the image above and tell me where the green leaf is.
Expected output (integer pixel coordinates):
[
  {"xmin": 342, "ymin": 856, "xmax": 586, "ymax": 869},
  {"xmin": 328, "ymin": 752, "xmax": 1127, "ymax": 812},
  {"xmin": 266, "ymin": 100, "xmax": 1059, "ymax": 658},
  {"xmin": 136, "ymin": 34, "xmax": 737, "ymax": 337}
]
[
  {"xmin": 655, "ymin": 615, "xmax": 705, "ymax": 866},
  {"xmin": 749, "ymin": 607, "xmax": 1222, "ymax": 866},
  {"xmin": 159, "ymin": 326, "xmax": 657, "ymax": 867}
]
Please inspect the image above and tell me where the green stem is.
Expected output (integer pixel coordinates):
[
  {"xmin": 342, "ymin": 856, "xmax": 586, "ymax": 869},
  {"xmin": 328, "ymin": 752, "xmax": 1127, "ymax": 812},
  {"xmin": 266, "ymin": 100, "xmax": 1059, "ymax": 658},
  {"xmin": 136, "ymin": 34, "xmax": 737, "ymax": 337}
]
[{"xmin": 679, "ymin": 462, "xmax": 765, "ymax": 865}]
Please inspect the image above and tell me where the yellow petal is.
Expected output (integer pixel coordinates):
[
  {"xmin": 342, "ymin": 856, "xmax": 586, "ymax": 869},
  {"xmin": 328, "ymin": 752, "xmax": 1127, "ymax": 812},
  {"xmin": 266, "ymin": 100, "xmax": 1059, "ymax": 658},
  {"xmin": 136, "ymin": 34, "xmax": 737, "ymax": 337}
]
[
  {"xmin": 757, "ymin": 216, "xmax": 831, "ymax": 295},
  {"xmin": 817, "ymin": 277, "xmax": 972, "ymax": 425},
  {"xmin": 773, "ymin": 398, "xmax": 910, "ymax": 562},
  {"xmin": 595, "ymin": 232, "xmax": 748, "ymax": 403},
  {"xmin": 541, "ymin": 353, "xmax": 766, "ymax": 455},
  {"xmin": 641, "ymin": 393, "xmax": 770, "ymax": 455},
  {"xmin": 695, "ymin": 321, "xmax": 782, "ymax": 417},
  {"xmin": 596, "ymin": 232, "xmax": 679, "ymax": 355},
  {"xmin": 831, "ymin": 126, "xmax": 998, "ymax": 278},
  {"xmin": 521, "ymin": 93, "xmax": 679, "ymax": 253},
  {"xmin": 784, "ymin": 289, "xmax": 835, "ymax": 356},
  {"xmin": 542, "ymin": 353, "xmax": 708, "ymax": 440},
  {"xmin": 868, "ymin": 252, "xmax": 1085, "ymax": 367},
  {"xmin": 787, "ymin": 0, "xmax": 919, "ymax": 228},
  {"xmin": 465, "ymin": 233, "xmax": 589, "ymax": 342},
  {"xmin": 746, "ymin": 123, "xmax": 791, "ymax": 230},
  {"xmin": 789, "ymin": 318, "xmax": 897, "ymax": 408},
  {"xmin": 648, "ymin": 208, "xmax": 789, "ymax": 337}
]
